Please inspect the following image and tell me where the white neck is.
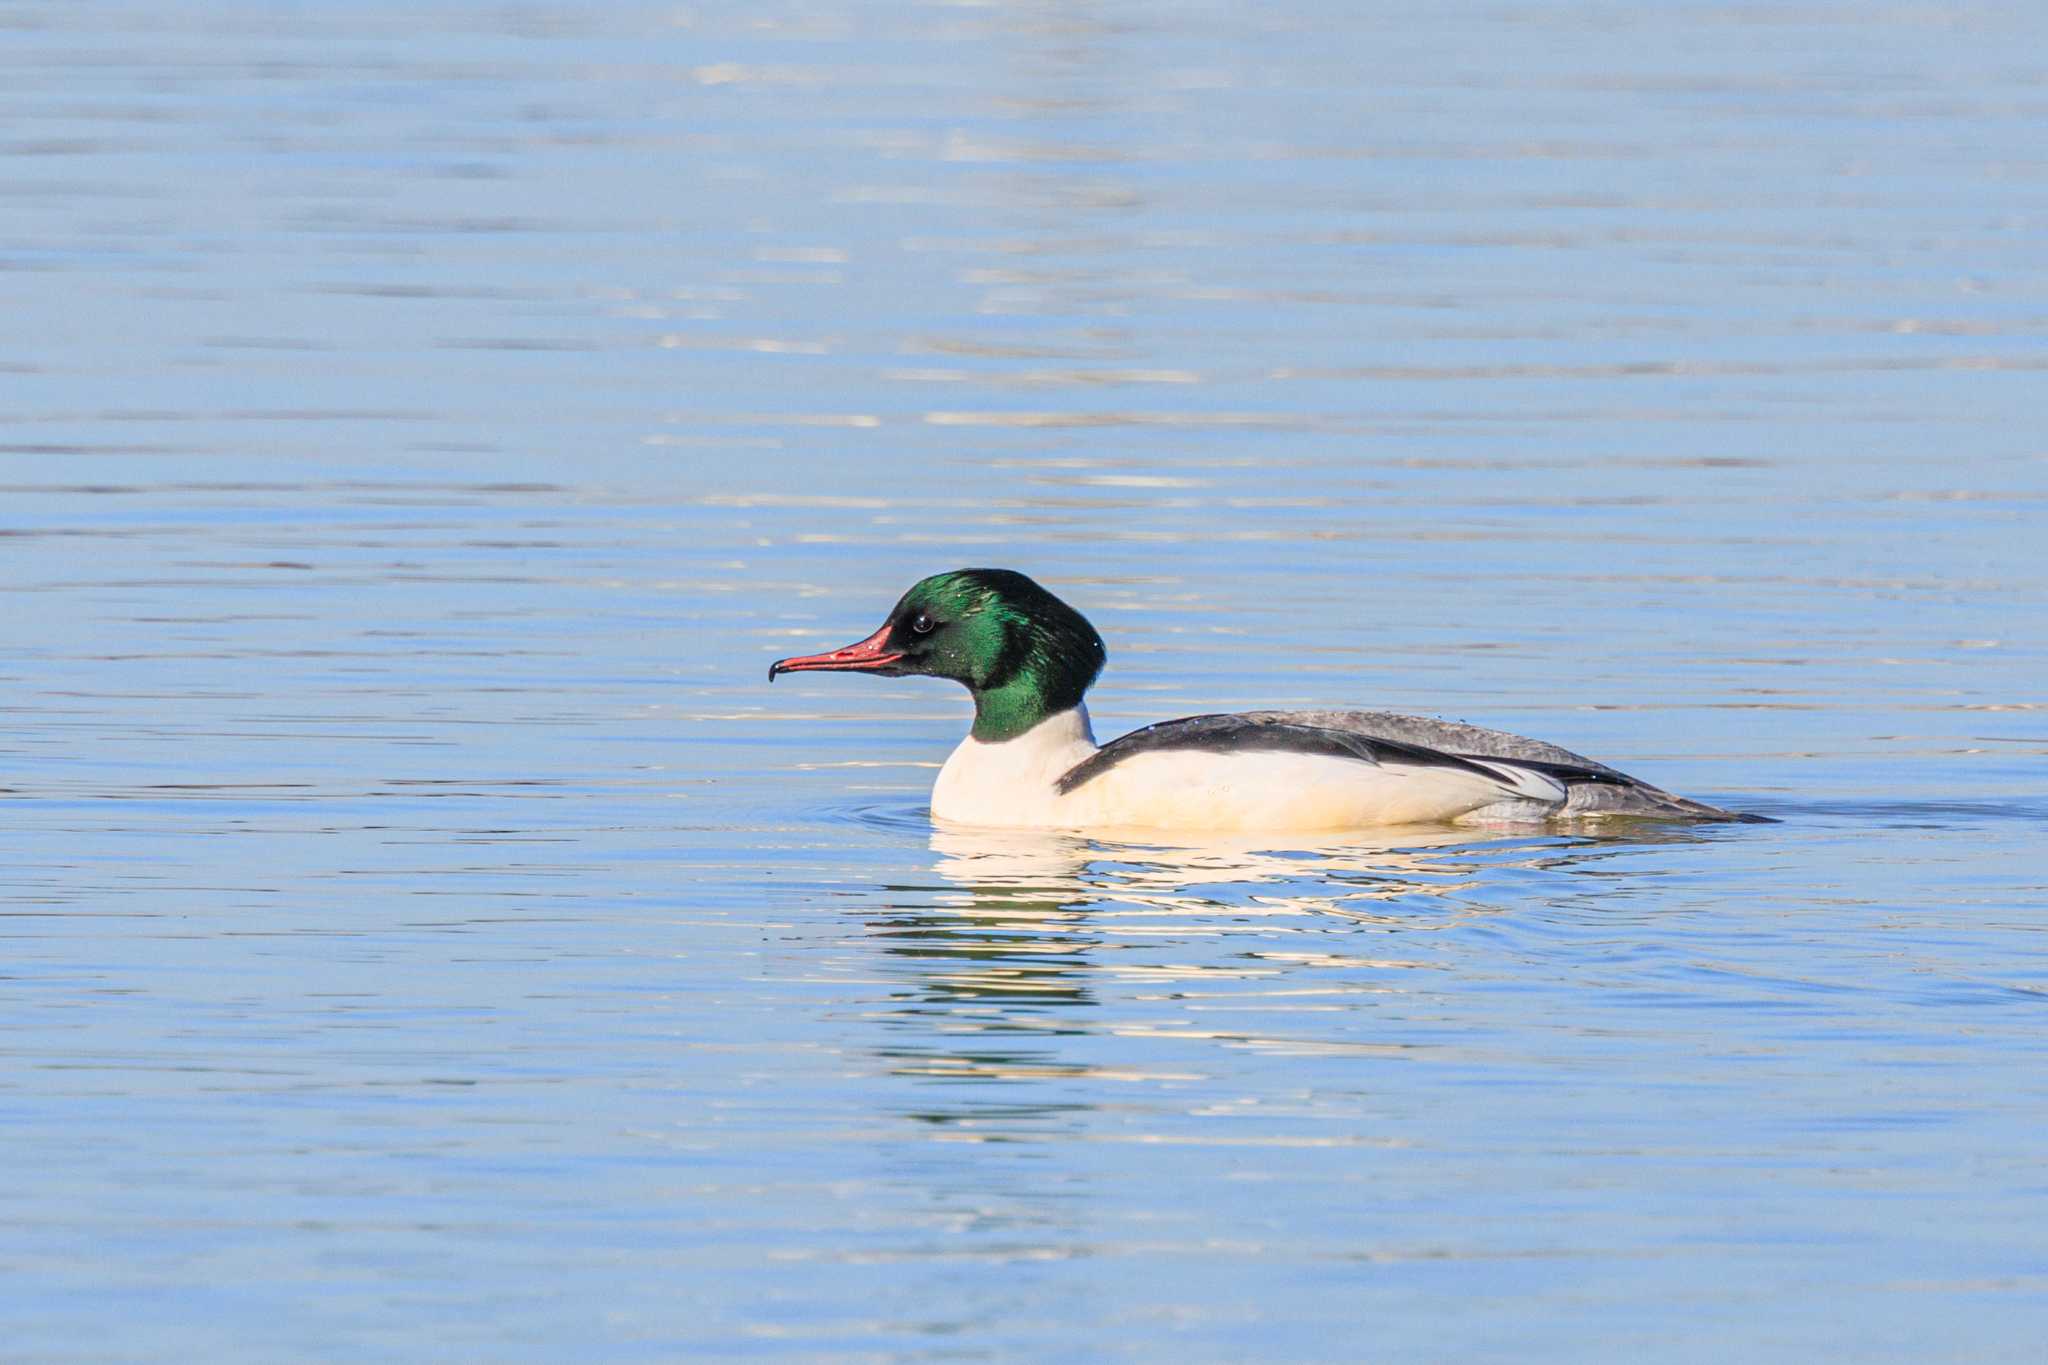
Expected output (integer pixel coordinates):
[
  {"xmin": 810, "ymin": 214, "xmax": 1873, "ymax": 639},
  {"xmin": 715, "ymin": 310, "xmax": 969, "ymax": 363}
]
[{"xmin": 930, "ymin": 704, "xmax": 1098, "ymax": 826}]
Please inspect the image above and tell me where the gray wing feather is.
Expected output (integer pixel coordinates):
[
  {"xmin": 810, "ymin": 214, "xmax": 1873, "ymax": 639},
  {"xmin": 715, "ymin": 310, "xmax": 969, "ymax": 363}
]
[
  {"xmin": 1053, "ymin": 712, "xmax": 1527, "ymax": 798},
  {"xmin": 1237, "ymin": 710, "xmax": 1758, "ymax": 822}
]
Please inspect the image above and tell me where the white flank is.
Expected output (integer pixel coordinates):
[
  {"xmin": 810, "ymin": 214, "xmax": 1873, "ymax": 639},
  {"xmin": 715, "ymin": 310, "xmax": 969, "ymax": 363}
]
[{"xmin": 930, "ymin": 706, "xmax": 1570, "ymax": 832}]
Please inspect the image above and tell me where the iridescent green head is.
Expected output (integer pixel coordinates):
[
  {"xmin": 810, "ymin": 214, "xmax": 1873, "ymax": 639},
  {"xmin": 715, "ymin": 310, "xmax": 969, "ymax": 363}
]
[{"xmin": 769, "ymin": 569, "xmax": 1107, "ymax": 742}]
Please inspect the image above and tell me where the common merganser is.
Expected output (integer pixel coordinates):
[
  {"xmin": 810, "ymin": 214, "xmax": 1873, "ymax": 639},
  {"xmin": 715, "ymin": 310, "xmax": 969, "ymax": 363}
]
[{"xmin": 770, "ymin": 569, "xmax": 1761, "ymax": 831}]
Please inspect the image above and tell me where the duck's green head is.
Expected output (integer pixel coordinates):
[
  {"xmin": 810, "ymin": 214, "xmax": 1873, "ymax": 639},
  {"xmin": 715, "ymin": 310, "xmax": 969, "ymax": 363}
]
[{"xmin": 769, "ymin": 569, "xmax": 1106, "ymax": 742}]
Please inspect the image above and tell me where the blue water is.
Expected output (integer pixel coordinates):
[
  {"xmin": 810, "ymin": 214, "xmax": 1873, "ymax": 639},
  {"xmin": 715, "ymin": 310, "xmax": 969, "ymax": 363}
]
[{"xmin": 3, "ymin": 2, "xmax": 2046, "ymax": 1358}]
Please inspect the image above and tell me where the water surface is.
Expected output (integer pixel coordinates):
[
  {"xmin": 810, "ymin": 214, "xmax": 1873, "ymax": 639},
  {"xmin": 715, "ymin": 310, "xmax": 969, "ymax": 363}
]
[{"xmin": 3, "ymin": 2, "xmax": 2046, "ymax": 1358}]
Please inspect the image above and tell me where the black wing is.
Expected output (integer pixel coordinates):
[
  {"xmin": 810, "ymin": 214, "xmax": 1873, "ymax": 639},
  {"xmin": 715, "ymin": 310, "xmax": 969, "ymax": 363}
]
[{"xmin": 1051, "ymin": 713, "xmax": 1599, "ymax": 797}]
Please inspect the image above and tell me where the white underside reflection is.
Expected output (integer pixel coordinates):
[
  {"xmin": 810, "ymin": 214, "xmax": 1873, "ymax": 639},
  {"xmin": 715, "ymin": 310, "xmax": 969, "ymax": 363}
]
[
  {"xmin": 856, "ymin": 822, "xmax": 1712, "ymax": 1101},
  {"xmin": 925, "ymin": 820, "xmax": 1648, "ymax": 924}
]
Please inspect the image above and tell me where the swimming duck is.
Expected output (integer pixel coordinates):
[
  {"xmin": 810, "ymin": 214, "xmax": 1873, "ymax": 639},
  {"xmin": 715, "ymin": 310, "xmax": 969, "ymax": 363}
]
[{"xmin": 770, "ymin": 569, "xmax": 1758, "ymax": 831}]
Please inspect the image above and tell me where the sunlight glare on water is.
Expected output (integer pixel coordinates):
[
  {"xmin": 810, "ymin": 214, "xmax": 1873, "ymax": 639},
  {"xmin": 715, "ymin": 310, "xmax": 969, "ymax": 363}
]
[{"xmin": 1, "ymin": 0, "xmax": 2045, "ymax": 1358}]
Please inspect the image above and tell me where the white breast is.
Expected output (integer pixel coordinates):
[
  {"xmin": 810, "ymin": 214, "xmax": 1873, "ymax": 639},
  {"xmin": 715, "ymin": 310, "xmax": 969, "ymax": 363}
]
[{"xmin": 931, "ymin": 706, "xmax": 1100, "ymax": 827}]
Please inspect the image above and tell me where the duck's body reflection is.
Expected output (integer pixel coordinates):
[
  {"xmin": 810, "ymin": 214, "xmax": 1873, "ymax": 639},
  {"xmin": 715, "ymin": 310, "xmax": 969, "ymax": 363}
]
[
  {"xmin": 924, "ymin": 821, "xmax": 1576, "ymax": 921},
  {"xmin": 840, "ymin": 818, "xmax": 1721, "ymax": 1275},
  {"xmin": 864, "ymin": 821, "xmax": 1704, "ymax": 1123}
]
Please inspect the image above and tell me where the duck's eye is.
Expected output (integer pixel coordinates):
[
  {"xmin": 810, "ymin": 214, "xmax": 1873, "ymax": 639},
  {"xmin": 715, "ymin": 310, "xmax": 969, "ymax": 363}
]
[{"xmin": 911, "ymin": 611, "xmax": 936, "ymax": 634}]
